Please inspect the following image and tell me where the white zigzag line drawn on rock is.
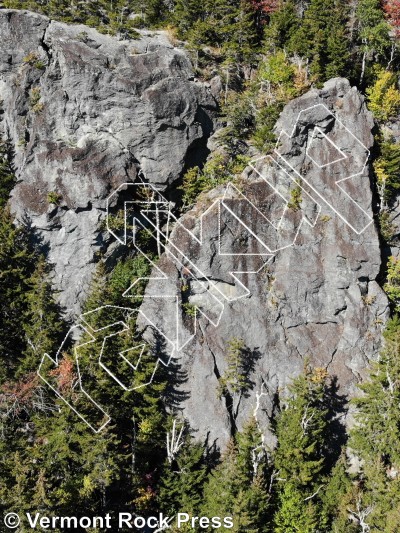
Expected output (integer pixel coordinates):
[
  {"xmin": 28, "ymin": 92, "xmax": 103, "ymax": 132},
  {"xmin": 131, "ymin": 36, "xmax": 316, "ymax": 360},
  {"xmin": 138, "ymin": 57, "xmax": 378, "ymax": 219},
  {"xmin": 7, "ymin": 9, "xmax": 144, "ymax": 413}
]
[
  {"xmin": 38, "ymin": 104, "xmax": 372, "ymax": 431},
  {"xmin": 251, "ymin": 103, "xmax": 372, "ymax": 235}
]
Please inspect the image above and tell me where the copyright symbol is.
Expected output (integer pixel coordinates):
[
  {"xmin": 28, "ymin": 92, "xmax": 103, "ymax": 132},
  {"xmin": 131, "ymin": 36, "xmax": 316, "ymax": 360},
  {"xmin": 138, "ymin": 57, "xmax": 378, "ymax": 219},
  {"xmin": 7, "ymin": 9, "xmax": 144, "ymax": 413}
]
[{"xmin": 4, "ymin": 513, "xmax": 20, "ymax": 529}]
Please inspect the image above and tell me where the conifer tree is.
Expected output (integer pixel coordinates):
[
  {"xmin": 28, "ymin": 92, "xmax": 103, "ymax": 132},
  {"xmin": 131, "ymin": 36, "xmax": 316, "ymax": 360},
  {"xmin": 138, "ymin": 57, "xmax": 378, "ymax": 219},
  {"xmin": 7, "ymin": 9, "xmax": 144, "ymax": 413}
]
[
  {"xmin": 0, "ymin": 137, "xmax": 15, "ymax": 208},
  {"xmin": 273, "ymin": 366, "xmax": 335, "ymax": 531},
  {"xmin": 0, "ymin": 207, "xmax": 37, "ymax": 382},
  {"xmin": 202, "ymin": 418, "xmax": 271, "ymax": 532},
  {"xmin": 264, "ymin": 0, "xmax": 299, "ymax": 51},
  {"xmin": 348, "ymin": 318, "xmax": 400, "ymax": 531},
  {"xmin": 384, "ymin": 257, "xmax": 400, "ymax": 311},
  {"xmin": 290, "ymin": 0, "xmax": 350, "ymax": 81},
  {"xmin": 222, "ymin": 1, "xmax": 259, "ymax": 74},
  {"xmin": 19, "ymin": 256, "xmax": 66, "ymax": 376},
  {"xmin": 321, "ymin": 452, "xmax": 356, "ymax": 532},
  {"xmin": 173, "ymin": 0, "xmax": 206, "ymax": 37},
  {"xmin": 357, "ymin": 0, "xmax": 392, "ymax": 83},
  {"xmin": 158, "ymin": 431, "xmax": 210, "ymax": 520}
]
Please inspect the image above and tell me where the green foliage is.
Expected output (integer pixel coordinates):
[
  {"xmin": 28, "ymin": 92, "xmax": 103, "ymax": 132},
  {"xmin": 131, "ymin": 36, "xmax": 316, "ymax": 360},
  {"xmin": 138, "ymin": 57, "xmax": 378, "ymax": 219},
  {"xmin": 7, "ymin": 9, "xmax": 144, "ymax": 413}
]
[
  {"xmin": 3, "ymin": 0, "xmax": 400, "ymax": 527},
  {"xmin": 259, "ymin": 50, "xmax": 296, "ymax": 88},
  {"xmin": 180, "ymin": 154, "xmax": 247, "ymax": 208},
  {"xmin": 0, "ymin": 207, "xmax": 38, "ymax": 382},
  {"xmin": 348, "ymin": 318, "xmax": 400, "ymax": 531},
  {"xmin": 274, "ymin": 366, "xmax": 329, "ymax": 487},
  {"xmin": 0, "ymin": 137, "xmax": 15, "ymax": 208},
  {"xmin": 182, "ymin": 302, "xmax": 197, "ymax": 318},
  {"xmin": 18, "ymin": 257, "xmax": 66, "ymax": 376},
  {"xmin": 202, "ymin": 419, "xmax": 271, "ymax": 532},
  {"xmin": 264, "ymin": 0, "xmax": 299, "ymax": 51},
  {"xmin": 287, "ymin": 182, "xmax": 302, "ymax": 211},
  {"xmin": 29, "ymin": 87, "xmax": 44, "ymax": 113},
  {"xmin": 221, "ymin": 1, "xmax": 259, "ymax": 70},
  {"xmin": 274, "ymin": 483, "xmax": 320, "ymax": 532},
  {"xmin": 218, "ymin": 338, "xmax": 253, "ymax": 399},
  {"xmin": 273, "ymin": 366, "xmax": 337, "ymax": 531},
  {"xmin": 108, "ymin": 254, "xmax": 151, "ymax": 300},
  {"xmin": 158, "ymin": 432, "xmax": 210, "ymax": 519},
  {"xmin": 379, "ymin": 210, "xmax": 397, "ymax": 241},
  {"xmin": 384, "ymin": 256, "xmax": 400, "ymax": 310},
  {"xmin": 173, "ymin": 0, "xmax": 260, "ymax": 70},
  {"xmin": 367, "ymin": 69, "xmax": 400, "ymax": 122},
  {"xmin": 357, "ymin": 0, "xmax": 393, "ymax": 74},
  {"xmin": 286, "ymin": 0, "xmax": 351, "ymax": 82},
  {"xmin": 5, "ymin": 0, "xmax": 142, "ymax": 37},
  {"xmin": 219, "ymin": 90, "xmax": 256, "ymax": 153},
  {"xmin": 252, "ymin": 102, "xmax": 283, "ymax": 152},
  {"xmin": 47, "ymin": 191, "xmax": 62, "ymax": 205},
  {"xmin": 252, "ymin": 52, "xmax": 310, "ymax": 152},
  {"xmin": 22, "ymin": 51, "xmax": 45, "ymax": 69},
  {"xmin": 321, "ymin": 453, "xmax": 354, "ymax": 530},
  {"xmin": 374, "ymin": 137, "xmax": 400, "ymax": 204},
  {"xmin": 131, "ymin": 0, "xmax": 171, "ymax": 27}
]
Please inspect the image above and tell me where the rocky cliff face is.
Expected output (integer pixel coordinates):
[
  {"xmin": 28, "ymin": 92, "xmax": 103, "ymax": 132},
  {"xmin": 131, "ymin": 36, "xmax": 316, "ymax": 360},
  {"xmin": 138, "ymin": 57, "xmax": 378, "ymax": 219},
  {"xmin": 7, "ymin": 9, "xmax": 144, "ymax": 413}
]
[
  {"xmin": 138, "ymin": 79, "xmax": 389, "ymax": 448},
  {"xmin": 0, "ymin": 9, "xmax": 217, "ymax": 315},
  {"xmin": 0, "ymin": 11, "xmax": 390, "ymax": 448}
]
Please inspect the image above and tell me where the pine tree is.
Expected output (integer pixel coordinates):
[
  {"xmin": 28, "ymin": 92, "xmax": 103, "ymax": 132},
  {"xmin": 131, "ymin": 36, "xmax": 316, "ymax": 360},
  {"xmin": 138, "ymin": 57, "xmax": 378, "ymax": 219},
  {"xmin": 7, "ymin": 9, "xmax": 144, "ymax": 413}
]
[
  {"xmin": 202, "ymin": 418, "xmax": 271, "ymax": 532},
  {"xmin": 384, "ymin": 257, "xmax": 400, "ymax": 311},
  {"xmin": 0, "ymin": 137, "xmax": 15, "ymax": 208},
  {"xmin": 218, "ymin": 338, "xmax": 252, "ymax": 400},
  {"xmin": 373, "ymin": 135, "xmax": 400, "ymax": 206},
  {"xmin": 356, "ymin": 0, "xmax": 392, "ymax": 83},
  {"xmin": 173, "ymin": 0, "xmax": 206, "ymax": 37},
  {"xmin": 0, "ymin": 207, "xmax": 37, "ymax": 382},
  {"xmin": 19, "ymin": 256, "xmax": 66, "ymax": 376},
  {"xmin": 264, "ymin": 0, "xmax": 299, "ymax": 52},
  {"xmin": 348, "ymin": 318, "xmax": 400, "ymax": 531},
  {"xmin": 289, "ymin": 0, "xmax": 350, "ymax": 82},
  {"xmin": 158, "ymin": 431, "xmax": 210, "ymax": 519},
  {"xmin": 222, "ymin": 1, "xmax": 259, "ymax": 74},
  {"xmin": 325, "ymin": 15, "xmax": 351, "ymax": 78},
  {"xmin": 274, "ymin": 483, "xmax": 320, "ymax": 533},
  {"xmin": 321, "ymin": 452, "xmax": 355, "ymax": 532},
  {"xmin": 273, "ymin": 366, "xmax": 335, "ymax": 531}
]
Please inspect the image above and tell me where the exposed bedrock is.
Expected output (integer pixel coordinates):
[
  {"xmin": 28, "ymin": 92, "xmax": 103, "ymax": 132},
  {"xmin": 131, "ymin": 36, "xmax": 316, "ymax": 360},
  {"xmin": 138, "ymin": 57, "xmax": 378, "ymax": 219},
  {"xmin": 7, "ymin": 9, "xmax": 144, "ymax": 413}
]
[
  {"xmin": 0, "ymin": 9, "xmax": 218, "ymax": 315},
  {"xmin": 139, "ymin": 78, "xmax": 389, "ymax": 448}
]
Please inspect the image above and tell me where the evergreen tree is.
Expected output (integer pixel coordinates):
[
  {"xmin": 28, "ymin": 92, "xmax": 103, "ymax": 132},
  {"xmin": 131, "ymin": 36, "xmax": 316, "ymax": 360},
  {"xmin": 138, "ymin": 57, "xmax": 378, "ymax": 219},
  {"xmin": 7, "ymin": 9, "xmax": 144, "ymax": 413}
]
[
  {"xmin": 356, "ymin": 0, "xmax": 392, "ymax": 83},
  {"xmin": 273, "ymin": 366, "xmax": 336, "ymax": 531},
  {"xmin": 264, "ymin": 0, "xmax": 299, "ymax": 51},
  {"xmin": 202, "ymin": 418, "xmax": 271, "ymax": 532},
  {"xmin": 385, "ymin": 257, "xmax": 400, "ymax": 311},
  {"xmin": 0, "ymin": 137, "xmax": 15, "ymax": 208},
  {"xmin": 348, "ymin": 318, "xmax": 400, "ymax": 531},
  {"xmin": 0, "ymin": 207, "xmax": 37, "ymax": 382},
  {"xmin": 289, "ymin": 0, "xmax": 350, "ymax": 82},
  {"xmin": 222, "ymin": 1, "xmax": 260, "ymax": 74},
  {"xmin": 173, "ymin": 0, "xmax": 206, "ymax": 37},
  {"xmin": 373, "ymin": 135, "xmax": 400, "ymax": 206},
  {"xmin": 321, "ymin": 452, "xmax": 356, "ymax": 532},
  {"xmin": 158, "ymin": 431, "xmax": 210, "ymax": 521},
  {"xmin": 19, "ymin": 256, "xmax": 66, "ymax": 376}
]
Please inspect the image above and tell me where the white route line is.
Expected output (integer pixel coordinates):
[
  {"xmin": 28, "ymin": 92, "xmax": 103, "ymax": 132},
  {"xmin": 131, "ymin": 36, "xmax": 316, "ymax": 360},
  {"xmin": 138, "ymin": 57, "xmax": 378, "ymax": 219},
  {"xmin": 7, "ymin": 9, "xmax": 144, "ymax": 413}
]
[
  {"xmin": 38, "ymin": 103, "xmax": 372, "ymax": 432},
  {"xmin": 273, "ymin": 103, "xmax": 372, "ymax": 235}
]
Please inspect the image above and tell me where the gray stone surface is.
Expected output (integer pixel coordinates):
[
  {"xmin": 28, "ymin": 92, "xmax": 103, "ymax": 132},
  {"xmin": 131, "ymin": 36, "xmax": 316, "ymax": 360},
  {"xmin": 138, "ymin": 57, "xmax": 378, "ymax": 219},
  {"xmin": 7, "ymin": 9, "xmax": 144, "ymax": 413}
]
[
  {"xmin": 139, "ymin": 78, "xmax": 389, "ymax": 448},
  {"xmin": 0, "ymin": 9, "xmax": 217, "ymax": 315},
  {"xmin": 0, "ymin": 10, "xmax": 389, "ymax": 449}
]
